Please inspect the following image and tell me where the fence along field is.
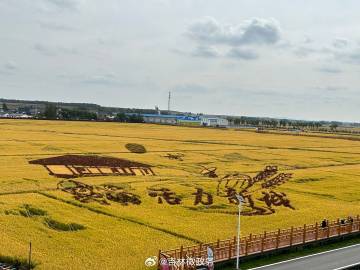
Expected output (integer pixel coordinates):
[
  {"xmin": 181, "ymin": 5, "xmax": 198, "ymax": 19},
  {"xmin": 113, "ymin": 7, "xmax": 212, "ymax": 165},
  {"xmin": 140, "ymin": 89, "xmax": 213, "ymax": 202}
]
[{"xmin": 0, "ymin": 119, "xmax": 360, "ymax": 269}]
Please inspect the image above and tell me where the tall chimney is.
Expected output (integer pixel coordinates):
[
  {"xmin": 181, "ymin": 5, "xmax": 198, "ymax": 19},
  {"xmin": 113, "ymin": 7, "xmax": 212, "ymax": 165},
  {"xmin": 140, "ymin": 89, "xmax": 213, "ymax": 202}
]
[{"xmin": 168, "ymin": 91, "xmax": 171, "ymax": 113}]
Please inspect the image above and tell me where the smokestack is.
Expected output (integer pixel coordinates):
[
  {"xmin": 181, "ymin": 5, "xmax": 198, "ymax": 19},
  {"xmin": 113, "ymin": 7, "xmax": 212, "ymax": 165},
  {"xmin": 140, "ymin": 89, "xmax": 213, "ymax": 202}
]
[{"xmin": 168, "ymin": 91, "xmax": 171, "ymax": 113}]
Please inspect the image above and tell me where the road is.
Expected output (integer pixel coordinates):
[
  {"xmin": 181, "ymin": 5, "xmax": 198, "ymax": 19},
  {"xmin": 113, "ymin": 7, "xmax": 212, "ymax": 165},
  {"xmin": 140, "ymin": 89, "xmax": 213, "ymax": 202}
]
[{"xmin": 250, "ymin": 244, "xmax": 360, "ymax": 270}]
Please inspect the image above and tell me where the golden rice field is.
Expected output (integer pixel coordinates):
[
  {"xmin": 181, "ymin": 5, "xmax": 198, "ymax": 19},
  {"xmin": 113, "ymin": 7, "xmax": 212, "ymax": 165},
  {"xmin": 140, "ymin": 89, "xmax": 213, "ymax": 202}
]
[{"xmin": 1, "ymin": 119, "xmax": 360, "ymax": 270}]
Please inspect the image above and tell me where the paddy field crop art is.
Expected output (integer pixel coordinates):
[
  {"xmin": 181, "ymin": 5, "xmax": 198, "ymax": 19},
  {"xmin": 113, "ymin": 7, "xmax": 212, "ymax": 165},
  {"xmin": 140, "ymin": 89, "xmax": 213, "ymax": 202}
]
[{"xmin": 1, "ymin": 119, "xmax": 360, "ymax": 270}]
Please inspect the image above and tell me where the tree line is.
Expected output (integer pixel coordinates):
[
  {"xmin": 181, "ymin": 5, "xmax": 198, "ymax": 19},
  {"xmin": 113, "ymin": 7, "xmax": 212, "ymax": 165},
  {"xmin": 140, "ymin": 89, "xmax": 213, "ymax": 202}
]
[
  {"xmin": 0, "ymin": 102, "xmax": 345, "ymax": 130},
  {"xmin": 42, "ymin": 104, "xmax": 97, "ymax": 121},
  {"xmin": 228, "ymin": 116, "xmax": 341, "ymax": 130},
  {"xmin": 113, "ymin": 113, "xmax": 144, "ymax": 123},
  {"xmin": 41, "ymin": 104, "xmax": 144, "ymax": 123}
]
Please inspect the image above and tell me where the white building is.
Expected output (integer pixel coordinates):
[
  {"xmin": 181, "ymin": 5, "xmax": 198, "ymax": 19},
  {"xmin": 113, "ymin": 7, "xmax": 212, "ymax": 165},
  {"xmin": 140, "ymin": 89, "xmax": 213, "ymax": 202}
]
[
  {"xmin": 0, "ymin": 113, "xmax": 32, "ymax": 119},
  {"xmin": 142, "ymin": 114, "xmax": 178, "ymax": 124},
  {"xmin": 201, "ymin": 117, "xmax": 229, "ymax": 127}
]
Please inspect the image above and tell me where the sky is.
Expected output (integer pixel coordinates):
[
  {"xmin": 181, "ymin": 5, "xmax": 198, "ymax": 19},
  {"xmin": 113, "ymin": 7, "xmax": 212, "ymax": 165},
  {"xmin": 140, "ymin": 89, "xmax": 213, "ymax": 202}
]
[{"xmin": 0, "ymin": 0, "xmax": 359, "ymax": 122}]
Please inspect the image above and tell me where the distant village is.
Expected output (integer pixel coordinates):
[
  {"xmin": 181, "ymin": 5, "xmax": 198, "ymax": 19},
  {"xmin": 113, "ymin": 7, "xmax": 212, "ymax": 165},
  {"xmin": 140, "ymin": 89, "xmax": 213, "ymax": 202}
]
[
  {"xmin": 1, "ymin": 98, "xmax": 359, "ymax": 132},
  {"xmin": 0, "ymin": 99, "xmax": 229, "ymax": 127}
]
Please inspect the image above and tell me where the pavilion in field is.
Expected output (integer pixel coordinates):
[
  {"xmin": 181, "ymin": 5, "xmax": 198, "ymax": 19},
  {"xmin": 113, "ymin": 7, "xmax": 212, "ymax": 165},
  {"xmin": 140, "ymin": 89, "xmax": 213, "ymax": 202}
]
[{"xmin": 29, "ymin": 155, "xmax": 155, "ymax": 178}]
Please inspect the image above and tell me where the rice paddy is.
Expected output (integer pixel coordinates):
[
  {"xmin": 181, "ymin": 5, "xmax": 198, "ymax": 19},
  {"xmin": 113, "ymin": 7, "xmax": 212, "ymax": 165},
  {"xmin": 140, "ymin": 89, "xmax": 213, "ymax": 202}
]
[{"xmin": 0, "ymin": 119, "xmax": 360, "ymax": 269}]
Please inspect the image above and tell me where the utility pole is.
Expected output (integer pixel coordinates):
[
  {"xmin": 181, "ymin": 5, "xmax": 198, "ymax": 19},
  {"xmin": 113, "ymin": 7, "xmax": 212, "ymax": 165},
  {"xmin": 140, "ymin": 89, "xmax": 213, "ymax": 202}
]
[{"xmin": 235, "ymin": 195, "xmax": 244, "ymax": 270}]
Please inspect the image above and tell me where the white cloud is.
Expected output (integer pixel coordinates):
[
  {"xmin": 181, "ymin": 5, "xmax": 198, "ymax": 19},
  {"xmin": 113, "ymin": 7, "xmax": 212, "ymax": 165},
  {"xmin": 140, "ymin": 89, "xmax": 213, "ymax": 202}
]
[
  {"xmin": 335, "ymin": 49, "xmax": 360, "ymax": 65},
  {"xmin": 293, "ymin": 46, "xmax": 325, "ymax": 57},
  {"xmin": 226, "ymin": 48, "xmax": 258, "ymax": 60},
  {"xmin": 173, "ymin": 83, "xmax": 211, "ymax": 94},
  {"xmin": 81, "ymin": 76, "xmax": 118, "ymax": 86},
  {"xmin": 332, "ymin": 38, "xmax": 349, "ymax": 49},
  {"xmin": 314, "ymin": 86, "xmax": 348, "ymax": 92},
  {"xmin": 38, "ymin": 21, "xmax": 77, "ymax": 31},
  {"xmin": 34, "ymin": 43, "xmax": 79, "ymax": 56},
  {"xmin": 191, "ymin": 46, "xmax": 220, "ymax": 58},
  {"xmin": 292, "ymin": 36, "xmax": 360, "ymax": 67},
  {"xmin": 0, "ymin": 0, "xmax": 359, "ymax": 122},
  {"xmin": 4, "ymin": 61, "xmax": 17, "ymax": 70},
  {"xmin": 42, "ymin": 0, "xmax": 82, "ymax": 10},
  {"xmin": 186, "ymin": 17, "xmax": 282, "ymax": 46},
  {"xmin": 317, "ymin": 66, "xmax": 342, "ymax": 74}
]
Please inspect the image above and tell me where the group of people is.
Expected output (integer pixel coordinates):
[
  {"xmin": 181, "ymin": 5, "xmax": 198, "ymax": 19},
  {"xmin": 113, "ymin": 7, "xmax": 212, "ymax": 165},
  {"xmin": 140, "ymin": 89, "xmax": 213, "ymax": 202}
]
[
  {"xmin": 320, "ymin": 216, "xmax": 354, "ymax": 228},
  {"xmin": 340, "ymin": 216, "xmax": 354, "ymax": 225}
]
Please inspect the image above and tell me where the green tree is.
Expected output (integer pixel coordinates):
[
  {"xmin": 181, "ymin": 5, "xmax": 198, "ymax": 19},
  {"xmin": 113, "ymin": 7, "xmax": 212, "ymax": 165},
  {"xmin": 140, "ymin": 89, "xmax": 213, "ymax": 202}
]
[
  {"xmin": 330, "ymin": 122, "xmax": 339, "ymax": 131},
  {"xmin": 127, "ymin": 114, "xmax": 144, "ymax": 123},
  {"xmin": 2, "ymin": 103, "xmax": 8, "ymax": 112},
  {"xmin": 59, "ymin": 108, "xmax": 97, "ymax": 120},
  {"xmin": 44, "ymin": 104, "xmax": 57, "ymax": 119},
  {"xmin": 279, "ymin": 119, "xmax": 287, "ymax": 127},
  {"xmin": 115, "ymin": 113, "xmax": 127, "ymax": 122},
  {"xmin": 315, "ymin": 122, "xmax": 322, "ymax": 129},
  {"xmin": 232, "ymin": 118, "xmax": 241, "ymax": 125}
]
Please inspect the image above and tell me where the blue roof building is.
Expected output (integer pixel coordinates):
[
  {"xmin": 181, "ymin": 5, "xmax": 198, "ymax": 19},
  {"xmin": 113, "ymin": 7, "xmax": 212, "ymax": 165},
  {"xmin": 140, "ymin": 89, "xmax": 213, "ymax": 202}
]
[{"xmin": 140, "ymin": 114, "xmax": 201, "ymax": 125}]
